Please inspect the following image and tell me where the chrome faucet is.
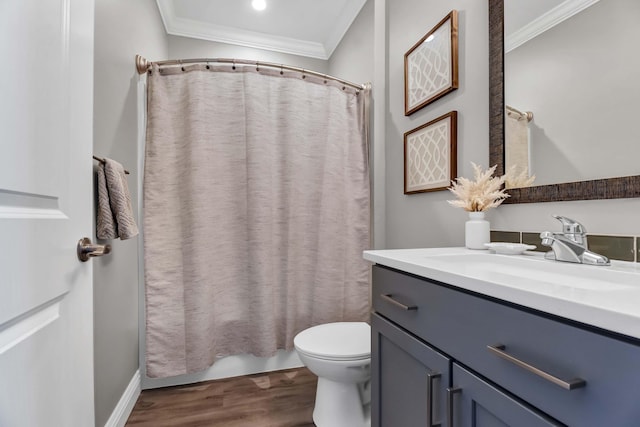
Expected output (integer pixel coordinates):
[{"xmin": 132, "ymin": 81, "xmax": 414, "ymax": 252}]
[{"xmin": 540, "ymin": 215, "xmax": 610, "ymax": 266}]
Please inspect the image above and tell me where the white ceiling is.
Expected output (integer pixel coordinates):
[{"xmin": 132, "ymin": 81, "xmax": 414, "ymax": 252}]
[{"xmin": 156, "ymin": 0, "xmax": 368, "ymax": 60}]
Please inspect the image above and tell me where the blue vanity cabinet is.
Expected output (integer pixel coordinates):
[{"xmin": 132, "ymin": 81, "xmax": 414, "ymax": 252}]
[
  {"xmin": 371, "ymin": 313, "xmax": 449, "ymax": 427},
  {"xmin": 451, "ymin": 363, "xmax": 560, "ymax": 427},
  {"xmin": 371, "ymin": 313, "xmax": 560, "ymax": 427},
  {"xmin": 371, "ymin": 264, "xmax": 640, "ymax": 427}
]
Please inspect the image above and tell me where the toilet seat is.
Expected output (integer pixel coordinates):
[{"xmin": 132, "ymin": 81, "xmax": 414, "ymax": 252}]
[{"xmin": 294, "ymin": 322, "xmax": 371, "ymax": 361}]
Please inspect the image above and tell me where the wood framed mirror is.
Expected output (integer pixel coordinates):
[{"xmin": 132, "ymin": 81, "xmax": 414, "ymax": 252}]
[{"xmin": 488, "ymin": 0, "xmax": 640, "ymax": 204}]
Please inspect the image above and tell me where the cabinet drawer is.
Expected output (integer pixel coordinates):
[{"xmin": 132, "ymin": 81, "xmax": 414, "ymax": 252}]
[
  {"xmin": 372, "ymin": 265, "xmax": 439, "ymax": 337},
  {"xmin": 373, "ymin": 265, "xmax": 640, "ymax": 427}
]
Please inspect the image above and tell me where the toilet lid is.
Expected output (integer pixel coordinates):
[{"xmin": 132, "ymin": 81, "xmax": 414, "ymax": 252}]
[{"xmin": 294, "ymin": 322, "xmax": 371, "ymax": 360}]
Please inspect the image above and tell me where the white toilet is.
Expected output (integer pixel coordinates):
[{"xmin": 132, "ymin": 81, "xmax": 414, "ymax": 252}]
[{"xmin": 294, "ymin": 322, "xmax": 371, "ymax": 427}]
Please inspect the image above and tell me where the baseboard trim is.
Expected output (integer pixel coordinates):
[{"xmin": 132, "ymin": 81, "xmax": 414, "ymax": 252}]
[{"xmin": 104, "ymin": 369, "xmax": 141, "ymax": 427}]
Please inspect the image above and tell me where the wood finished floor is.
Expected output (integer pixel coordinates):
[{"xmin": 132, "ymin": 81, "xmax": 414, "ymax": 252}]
[{"xmin": 126, "ymin": 367, "xmax": 317, "ymax": 427}]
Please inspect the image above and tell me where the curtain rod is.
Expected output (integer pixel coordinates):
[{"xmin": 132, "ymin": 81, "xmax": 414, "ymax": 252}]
[{"xmin": 135, "ymin": 54, "xmax": 367, "ymax": 91}]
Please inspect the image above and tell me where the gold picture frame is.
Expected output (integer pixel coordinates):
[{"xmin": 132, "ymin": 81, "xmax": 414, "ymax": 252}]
[
  {"xmin": 404, "ymin": 10, "xmax": 459, "ymax": 116},
  {"xmin": 404, "ymin": 111, "xmax": 458, "ymax": 194}
]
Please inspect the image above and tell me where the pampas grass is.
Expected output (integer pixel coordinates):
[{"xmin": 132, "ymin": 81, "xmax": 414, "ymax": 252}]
[
  {"xmin": 505, "ymin": 165, "xmax": 536, "ymax": 189},
  {"xmin": 448, "ymin": 162, "xmax": 510, "ymax": 212}
]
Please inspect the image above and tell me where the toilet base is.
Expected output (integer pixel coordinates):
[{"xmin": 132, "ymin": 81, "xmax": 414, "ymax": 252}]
[{"xmin": 312, "ymin": 377, "xmax": 371, "ymax": 427}]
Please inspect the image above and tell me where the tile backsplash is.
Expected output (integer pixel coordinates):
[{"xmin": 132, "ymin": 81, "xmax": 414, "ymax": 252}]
[
  {"xmin": 521, "ymin": 232, "xmax": 552, "ymax": 253},
  {"xmin": 588, "ymin": 235, "xmax": 635, "ymax": 262},
  {"xmin": 491, "ymin": 230, "xmax": 639, "ymax": 262},
  {"xmin": 489, "ymin": 231, "xmax": 520, "ymax": 244}
]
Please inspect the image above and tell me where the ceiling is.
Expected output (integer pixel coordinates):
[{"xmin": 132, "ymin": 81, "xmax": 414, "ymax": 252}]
[{"xmin": 156, "ymin": 0, "xmax": 368, "ymax": 60}]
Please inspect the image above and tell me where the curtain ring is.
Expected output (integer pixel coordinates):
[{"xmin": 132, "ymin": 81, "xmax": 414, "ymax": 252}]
[
  {"xmin": 301, "ymin": 69, "xmax": 306, "ymax": 79},
  {"xmin": 256, "ymin": 61, "xmax": 260, "ymax": 72},
  {"xmin": 205, "ymin": 61, "xmax": 210, "ymax": 70},
  {"xmin": 179, "ymin": 59, "xmax": 185, "ymax": 72},
  {"xmin": 280, "ymin": 64, "xmax": 284, "ymax": 75},
  {"xmin": 323, "ymin": 74, "xmax": 328, "ymax": 84},
  {"xmin": 232, "ymin": 59, "xmax": 236, "ymax": 70}
]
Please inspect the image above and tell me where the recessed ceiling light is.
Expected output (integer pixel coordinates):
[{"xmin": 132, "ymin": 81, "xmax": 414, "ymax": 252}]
[{"xmin": 252, "ymin": 0, "xmax": 267, "ymax": 11}]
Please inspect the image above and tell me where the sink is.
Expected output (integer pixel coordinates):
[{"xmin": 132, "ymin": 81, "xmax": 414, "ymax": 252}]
[{"xmin": 426, "ymin": 252, "xmax": 636, "ymax": 291}]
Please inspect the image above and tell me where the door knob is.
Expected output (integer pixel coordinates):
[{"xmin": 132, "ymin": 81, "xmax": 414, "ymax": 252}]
[{"xmin": 77, "ymin": 237, "xmax": 111, "ymax": 262}]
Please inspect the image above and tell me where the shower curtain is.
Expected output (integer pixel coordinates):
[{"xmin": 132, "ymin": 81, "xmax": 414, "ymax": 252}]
[{"xmin": 143, "ymin": 63, "xmax": 371, "ymax": 378}]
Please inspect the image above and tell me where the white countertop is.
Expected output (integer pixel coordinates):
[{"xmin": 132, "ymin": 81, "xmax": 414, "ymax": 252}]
[{"xmin": 364, "ymin": 247, "xmax": 640, "ymax": 341}]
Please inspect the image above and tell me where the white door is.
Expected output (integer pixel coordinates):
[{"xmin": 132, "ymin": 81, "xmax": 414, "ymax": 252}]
[{"xmin": 0, "ymin": 0, "xmax": 95, "ymax": 426}]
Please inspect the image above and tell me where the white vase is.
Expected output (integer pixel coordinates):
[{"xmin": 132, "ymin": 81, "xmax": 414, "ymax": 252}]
[{"xmin": 465, "ymin": 211, "xmax": 490, "ymax": 250}]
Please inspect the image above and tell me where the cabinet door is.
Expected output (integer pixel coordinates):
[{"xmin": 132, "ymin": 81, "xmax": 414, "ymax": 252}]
[
  {"xmin": 371, "ymin": 314, "xmax": 449, "ymax": 427},
  {"xmin": 450, "ymin": 364, "xmax": 562, "ymax": 427}
]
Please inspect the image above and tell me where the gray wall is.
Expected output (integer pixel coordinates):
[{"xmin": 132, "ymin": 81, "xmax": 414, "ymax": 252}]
[
  {"xmin": 93, "ymin": 0, "xmax": 167, "ymax": 425},
  {"xmin": 384, "ymin": 0, "xmax": 489, "ymax": 248},
  {"xmin": 329, "ymin": 0, "xmax": 374, "ymax": 85},
  {"xmin": 383, "ymin": 0, "xmax": 640, "ymax": 249},
  {"xmin": 168, "ymin": 36, "xmax": 329, "ymax": 72}
]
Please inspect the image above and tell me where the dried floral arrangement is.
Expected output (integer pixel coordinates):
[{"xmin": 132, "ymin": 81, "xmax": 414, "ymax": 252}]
[
  {"xmin": 448, "ymin": 162, "xmax": 510, "ymax": 212},
  {"xmin": 505, "ymin": 166, "xmax": 536, "ymax": 189}
]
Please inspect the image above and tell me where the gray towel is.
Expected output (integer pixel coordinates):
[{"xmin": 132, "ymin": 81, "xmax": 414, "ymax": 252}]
[{"xmin": 96, "ymin": 158, "xmax": 139, "ymax": 240}]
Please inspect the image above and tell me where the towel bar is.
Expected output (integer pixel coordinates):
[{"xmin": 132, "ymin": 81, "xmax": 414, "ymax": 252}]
[{"xmin": 93, "ymin": 155, "xmax": 130, "ymax": 174}]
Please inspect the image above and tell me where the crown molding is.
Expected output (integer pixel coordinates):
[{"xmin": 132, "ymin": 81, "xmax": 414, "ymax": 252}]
[
  {"xmin": 323, "ymin": 0, "xmax": 368, "ymax": 58},
  {"xmin": 156, "ymin": 0, "xmax": 366, "ymax": 60},
  {"xmin": 505, "ymin": 0, "xmax": 600, "ymax": 53},
  {"xmin": 167, "ymin": 17, "xmax": 328, "ymax": 59}
]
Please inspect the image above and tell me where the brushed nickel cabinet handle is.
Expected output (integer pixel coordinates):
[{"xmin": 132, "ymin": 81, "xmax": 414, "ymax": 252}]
[
  {"xmin": 427, "ymin": 372, "xmax": 441, "ymax": 427},
  {"xmin": 380, "ymin": 294, "xmax": 417, "ymax": 310},
  {"xmin": 446, "ymin": 387, "xmax": 461, "ymax": 427},
  {"xmin": 487, "ymin": 344, "xmax": 586, "ymax": 390}
]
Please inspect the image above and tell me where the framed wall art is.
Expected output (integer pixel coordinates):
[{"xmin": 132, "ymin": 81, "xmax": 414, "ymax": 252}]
[
  {"xmin": 404, "ymin": 10, "xmax": 459, "ymax": 116},
  {"xmin": 404, "ymin": 111, "xmax": 457, "ymax": 194}
]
